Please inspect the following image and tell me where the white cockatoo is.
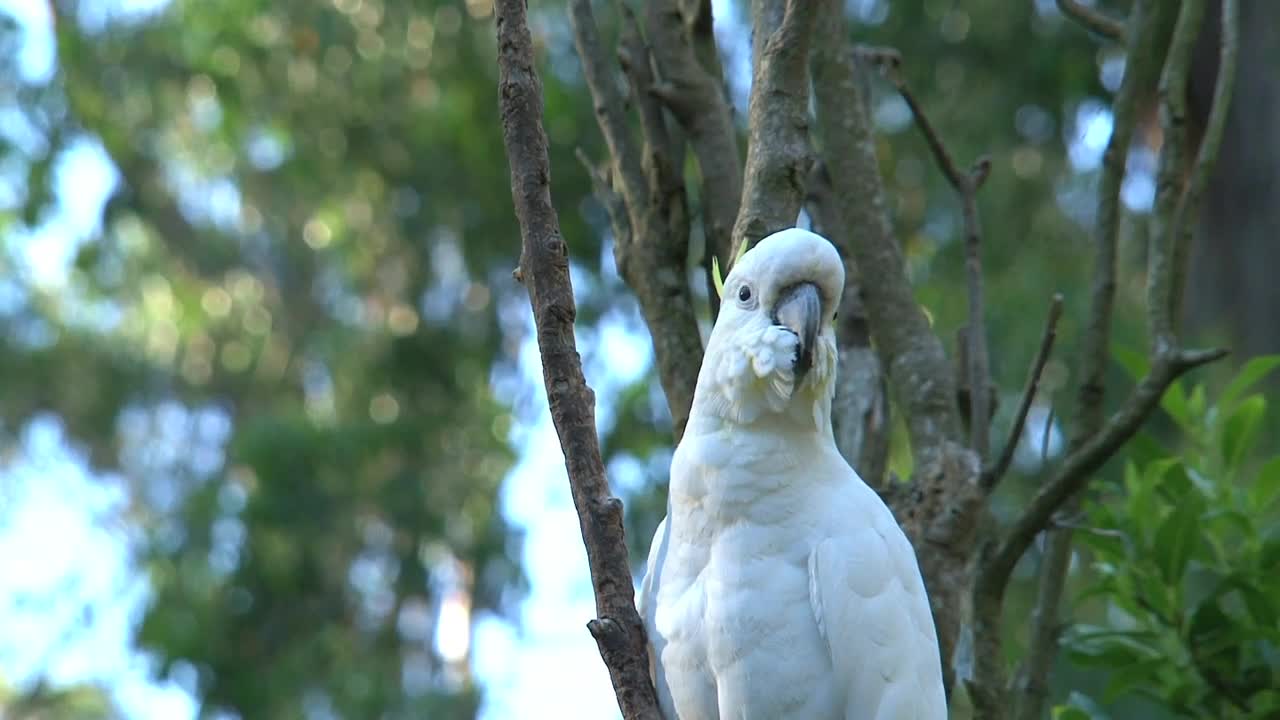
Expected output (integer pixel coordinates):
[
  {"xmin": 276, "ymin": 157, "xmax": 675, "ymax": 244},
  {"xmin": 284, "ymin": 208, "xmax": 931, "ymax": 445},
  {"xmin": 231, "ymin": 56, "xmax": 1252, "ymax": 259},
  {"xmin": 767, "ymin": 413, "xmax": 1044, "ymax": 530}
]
[{"xmin": 638, "ymin": 228, "xmax": 946, "ymax": 719}]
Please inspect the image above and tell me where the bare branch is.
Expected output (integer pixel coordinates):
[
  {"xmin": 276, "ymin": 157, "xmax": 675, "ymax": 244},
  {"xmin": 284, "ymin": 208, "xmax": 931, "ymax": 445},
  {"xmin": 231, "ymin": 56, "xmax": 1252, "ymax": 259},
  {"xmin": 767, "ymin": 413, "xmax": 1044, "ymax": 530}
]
[
  {"xmin": 978, "ymin": 346, "xmax": 1228, "ymax": 599},
  {"xmin": 860, "ymin": 48, "xmax": 967, "ymax": 191},
  {"xmin": 568, "ymin": 0, "xmax": 647, "ymax": 224},
  {"xmin": 495, "ymin": 2, "xmax": 660, "ymax": 716},
  {"xmin": 731, "ymin": 0, "xmax": 820, "ymax": 255},
  {"xmin": 646, "ymin": 0, "xmax": 742, "ymax": 271},
  {"xmin": 1147, "ymin": 0, "xmax": 1208, "ymax": 349},
  {"xmin": 570, "ymin": 0, "xmax": 703, "ymax": 441},
  {"xmin": 815, "ymin": 35, "xmax": 962, "ymax": 458},
  {"xmin": 1056, "ymin": 0, "xmax": 1125, "ymax": 41},
  {"xmin": 959, "ymin": 169, "xmax": 992, "ymax": 459},
  {"xmin": 987, "ymin": 6, "xmax": 1203, "ymax": 716},
  {"xmin": 982, "ymin": 293, "xmax": 1064, "ymax": 492},
  {"xmin": 1171, "ymin": 0, "xmax": 1240, "ymax": 328},
  {"xmin": 1010, "ymin": 517, "xmax": 1074, "ymax": 720},
  {"xmin": 576, "ymin": 147, "xmax": 632, "ymax": 249},
  {"xmin": 863, "ymin": 48, "xmax": 994, "ymax": 459}
]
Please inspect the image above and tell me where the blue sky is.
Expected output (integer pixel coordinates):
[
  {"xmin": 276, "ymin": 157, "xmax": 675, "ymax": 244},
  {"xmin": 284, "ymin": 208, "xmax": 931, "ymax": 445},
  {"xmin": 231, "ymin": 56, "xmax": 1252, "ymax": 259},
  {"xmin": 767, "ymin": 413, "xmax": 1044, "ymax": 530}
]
[{"xmin": 0, "ymin": 1, "xmax": 1120, "ymax": 717}]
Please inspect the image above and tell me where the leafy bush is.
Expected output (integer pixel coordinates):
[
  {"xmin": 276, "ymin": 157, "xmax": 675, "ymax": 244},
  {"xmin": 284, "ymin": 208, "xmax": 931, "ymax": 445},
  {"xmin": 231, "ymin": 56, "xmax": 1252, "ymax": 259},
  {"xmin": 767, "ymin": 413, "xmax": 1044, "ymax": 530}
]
[{"xmin": 1059, "ymin": 356, "xmax": 1280, "ymax": 718}]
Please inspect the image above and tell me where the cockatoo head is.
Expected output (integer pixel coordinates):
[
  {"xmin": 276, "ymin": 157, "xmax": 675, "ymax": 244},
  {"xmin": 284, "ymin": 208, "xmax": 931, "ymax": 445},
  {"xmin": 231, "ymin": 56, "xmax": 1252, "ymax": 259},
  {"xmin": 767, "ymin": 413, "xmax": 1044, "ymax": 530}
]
[{"xmin": 694, "ymin": 228, "xmax": 844, "ymax": 428}]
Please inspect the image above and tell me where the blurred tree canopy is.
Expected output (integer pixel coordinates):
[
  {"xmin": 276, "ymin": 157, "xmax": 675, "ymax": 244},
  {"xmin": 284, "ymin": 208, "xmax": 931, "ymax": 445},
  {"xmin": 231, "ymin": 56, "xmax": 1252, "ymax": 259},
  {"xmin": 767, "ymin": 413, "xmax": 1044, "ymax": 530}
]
[{"xmin": 1, "ymin": 0, "xmax": 1276, "ymax": 718}]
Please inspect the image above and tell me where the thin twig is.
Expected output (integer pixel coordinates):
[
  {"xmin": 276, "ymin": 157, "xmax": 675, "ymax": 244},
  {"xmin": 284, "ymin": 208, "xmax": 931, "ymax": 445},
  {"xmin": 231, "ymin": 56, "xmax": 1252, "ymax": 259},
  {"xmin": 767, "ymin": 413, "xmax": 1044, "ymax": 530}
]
[
  {"xmin": 1170, "ymin": 0, "xmax": 1240, "ymax": 330},
  {"xmin": 1147, "ymin": 0, "xmax": 1208, "ymax": 351},
  {"xmin": 730, "ymin": 0, "xmax": 820, "ymax": 256},
  {"xmin": 1010, "ymin": 522, "xmax": 1073, "ymax": 718},
  {"xmin": 863, "ymin": 47, "xmax": 994, "ymax": 459},
  {"xmin": 978, "ymin": 346, "xmax": 1229, "ymax": 599},
  {"xmin": 961, "ymin": 159, "xmax": 993, "ymax": 459},
  {"xmin": 1056, "ymin": 0, "xmax": 1125, "ymax": 41},
  {"xmin": 989, "ymin": 6, "xmax": 1198, "ymax": 716},
  {"xmin": 982, "ymin": 293, "xmax": 1065, "ymax": 491},
  {"xmin": 576, "ymin": 147, "xmax": 632, "ymax": 249},
  {"xmin": 1041, "ymin": 404, "xmax": 1055, "ymax": 463},
  {"xmin": 568, "ymin": 0, "xmax": 646, "ymax": 225}
]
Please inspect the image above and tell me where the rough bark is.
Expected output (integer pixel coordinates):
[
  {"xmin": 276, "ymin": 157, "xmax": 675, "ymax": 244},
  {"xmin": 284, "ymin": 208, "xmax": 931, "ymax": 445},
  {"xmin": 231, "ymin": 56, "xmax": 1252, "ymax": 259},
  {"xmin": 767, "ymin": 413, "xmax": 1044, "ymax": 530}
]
[
  {"xmin": 569, "ymin": 0, "xmax": 703, "ymax": 442},
  {"xmin": 730, "ymin": 0, "xmax": 819, "ymax": 255},
  {"xmin": 647, "ymin": 0, "xmax": 742, "ymax": 272},
  {"xmin": 494, "ymin": 2, "xmax": 661, "ymax": 716}
]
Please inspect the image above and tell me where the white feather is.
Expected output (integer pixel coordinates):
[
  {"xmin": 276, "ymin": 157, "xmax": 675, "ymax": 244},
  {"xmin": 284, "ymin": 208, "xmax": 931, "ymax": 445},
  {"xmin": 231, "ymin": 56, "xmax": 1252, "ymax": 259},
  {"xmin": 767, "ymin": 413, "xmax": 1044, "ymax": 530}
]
[{"xmin": 639, "ymin": 228, "xmax": 946, "ymax": 720}]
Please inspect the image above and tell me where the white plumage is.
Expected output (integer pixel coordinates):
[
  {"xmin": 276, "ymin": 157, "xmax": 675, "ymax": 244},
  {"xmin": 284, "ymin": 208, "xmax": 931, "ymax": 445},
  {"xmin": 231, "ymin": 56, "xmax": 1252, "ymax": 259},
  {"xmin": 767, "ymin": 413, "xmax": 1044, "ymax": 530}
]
[{"xmin": 639, "ymin": 228, "xmax": 946, "ymax": 719}]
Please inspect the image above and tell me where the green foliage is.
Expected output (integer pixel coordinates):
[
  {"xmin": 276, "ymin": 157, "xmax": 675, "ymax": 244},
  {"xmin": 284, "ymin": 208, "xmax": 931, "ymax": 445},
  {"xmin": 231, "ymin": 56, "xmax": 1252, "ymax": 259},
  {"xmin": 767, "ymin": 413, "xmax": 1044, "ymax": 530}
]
[
  {"xmin": 1062, "ymin": 357, "xmax": 1280, "ymax": 718},
  {"xmin": 1, "ymin": 0, "xmax": 601, "ymax": 714}
]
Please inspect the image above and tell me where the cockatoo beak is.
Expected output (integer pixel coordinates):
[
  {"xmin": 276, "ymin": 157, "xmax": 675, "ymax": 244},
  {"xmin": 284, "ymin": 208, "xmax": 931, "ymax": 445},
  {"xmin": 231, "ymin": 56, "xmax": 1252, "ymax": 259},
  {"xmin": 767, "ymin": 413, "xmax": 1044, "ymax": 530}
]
[{"xmin": 771, "ymin": 281, "xmax": 822, "ymax": 391}]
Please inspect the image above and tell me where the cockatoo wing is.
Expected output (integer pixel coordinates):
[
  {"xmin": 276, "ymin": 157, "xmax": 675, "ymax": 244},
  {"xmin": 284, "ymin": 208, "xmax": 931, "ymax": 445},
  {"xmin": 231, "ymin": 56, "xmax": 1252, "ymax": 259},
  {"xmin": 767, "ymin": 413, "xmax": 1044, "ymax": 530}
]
[
  {"xmin": 808, "ymin": 509, "xmax": 946, "ymax": 720},
  {"xmin": 637, "ymin": 515, "xmax": 666, "ymax": 672}
]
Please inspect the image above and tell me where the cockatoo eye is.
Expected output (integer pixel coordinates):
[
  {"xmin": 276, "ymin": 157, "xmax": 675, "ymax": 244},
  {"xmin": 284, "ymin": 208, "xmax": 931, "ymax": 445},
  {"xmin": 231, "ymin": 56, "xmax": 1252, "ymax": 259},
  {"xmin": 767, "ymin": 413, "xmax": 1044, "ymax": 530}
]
[{"xmin": 737, "ymin": 284, "xmax": 754, "ymax": 307}]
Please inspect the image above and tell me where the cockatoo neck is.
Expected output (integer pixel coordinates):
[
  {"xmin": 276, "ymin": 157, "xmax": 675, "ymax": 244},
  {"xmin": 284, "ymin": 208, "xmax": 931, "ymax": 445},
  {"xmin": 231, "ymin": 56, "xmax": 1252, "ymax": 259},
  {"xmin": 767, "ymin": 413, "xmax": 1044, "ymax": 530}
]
[{"xmin": 687, "ymin": 324, "xmax": 839, "ymax": 438}]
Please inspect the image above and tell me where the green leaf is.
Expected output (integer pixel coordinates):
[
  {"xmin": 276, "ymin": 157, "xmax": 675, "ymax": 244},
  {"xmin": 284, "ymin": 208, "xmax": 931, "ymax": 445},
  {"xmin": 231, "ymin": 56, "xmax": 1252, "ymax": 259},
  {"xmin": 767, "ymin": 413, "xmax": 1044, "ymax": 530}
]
[
  {"xmin": 1154, "ymin": 497, "xmax": 1201, "ymax": 584},
  {"xmin": 1052, "ymin": 706, "xmax": 1092, "ymax": 720},
  {"xmin": 1221, "ymin": 354, "xmax": 1280, "ymax": 410},
  {"xmin": 1221, "ymin": 395, "xmax": 1266, "ymax": 469},
  {"xmin": 1113, "ymin": 345, "xmax": 1149, "ymax": 382},
  {"xmin": 1102, "ymin": 658, "xmax": 1165, "ymax": 703},
  {"xmin": 1161, "ymin": 380, "xmax": 1191, "ymax": 429},
  {"xmin": 1124, "ymin": 461, "xmax": 1158, "ymax": 542},
  {"xmin": 1262, "ymin": 530, "xmax": 1280, "ymax": 571},
  {"xmin": 1187, "ymin": 383, "xmax": 1206, "ymax": 424},
  {"xmin": 1061, "ymin": 691, "xmax": 1111, "ymax": 720},
  {"xmin": 1148, "ymin": 457, "xmax": 1195, "ymax": 503},
  {"xmin": 1248, "ymin": 457, "xmax": 1280, "ymax": 512}
]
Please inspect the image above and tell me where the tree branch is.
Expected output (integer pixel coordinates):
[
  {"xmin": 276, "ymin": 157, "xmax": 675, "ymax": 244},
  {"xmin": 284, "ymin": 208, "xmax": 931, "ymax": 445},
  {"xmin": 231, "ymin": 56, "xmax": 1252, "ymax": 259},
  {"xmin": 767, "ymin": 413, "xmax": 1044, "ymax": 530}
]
[
  {"xmin": 568, "ymin": 0, "xmax": 647, "ymax": 227},
  {"xmin": 569, "ymin": 0, "xmax": 703, "ymax": 441},
  {"xmin": 1010, "ymin": 521, "xmax": 1073, "ymax": 720},
  {"xmin": 982, "ymin": 293, "xmax": 1064, "ymax": 492},
  {"xmin": 978, "ymin": 346, "xmax": 1228, "ymax": 601},
  {"xmin": 860, "ymin": 45, "xmax": 994, "ymax": 461},
  {"xmin": 1171, "ymin": 0, "xmax": 1240, "ymax": 330},
  {"xmin": 980, "ymin": 5, "xmax": 1194, "ymax": 715},
  {"xmin": 730, "ymin": 0, "xmax": 819, "ymax": 255},
  {"xmin": 646, "ymin": 0, "xmax": 742, "ymax": 272},
  {"xmin": 495, "ymin": 2, "xmax": 661, "ymax": 716},
  {"xmin": 1056, "ymin": 0, "xmax": 1125, "ymax": 41},
  {"xmin": 814, "ymin": 39, "xmax": 962, "ymax": 460},
  {"xmin": 576, "ymin": 148, "xmax": 631, "ymax": 250},
  {"xmin": 1147, "ymin": 0, "xmax": 1207, "ymax": 350}
]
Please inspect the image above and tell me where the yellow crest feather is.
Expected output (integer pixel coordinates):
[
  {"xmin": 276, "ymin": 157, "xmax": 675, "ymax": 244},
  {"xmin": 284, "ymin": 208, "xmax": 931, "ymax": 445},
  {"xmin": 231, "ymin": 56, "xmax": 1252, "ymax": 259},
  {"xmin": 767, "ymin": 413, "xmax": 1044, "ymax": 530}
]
[{"xmin": 712, "ymin": 241, "xmax": 751, "ymax": 299}]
